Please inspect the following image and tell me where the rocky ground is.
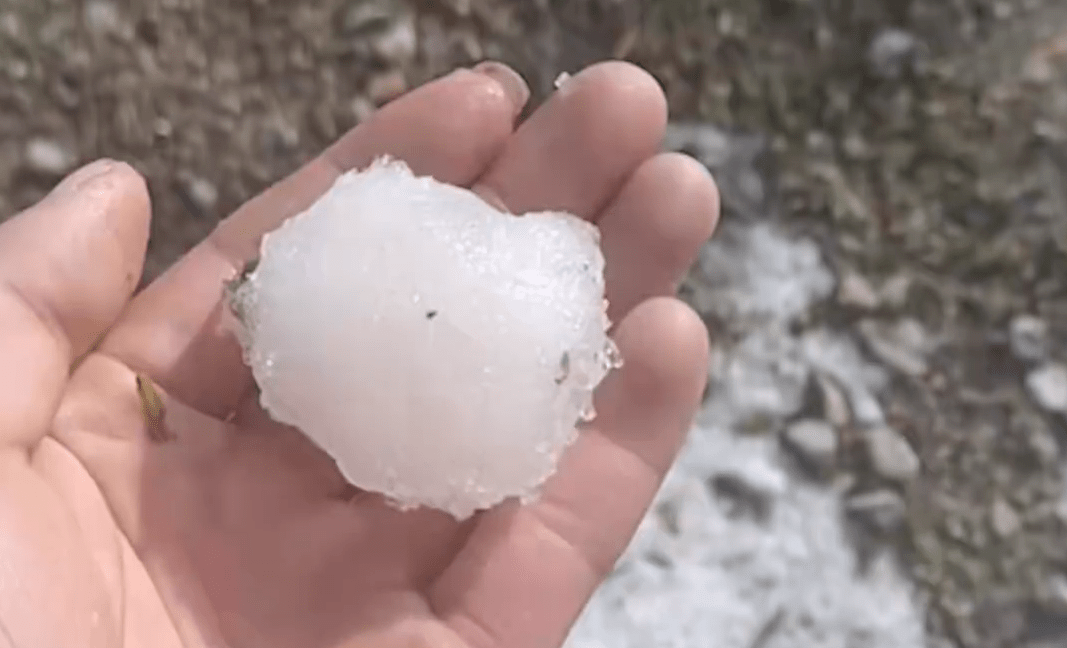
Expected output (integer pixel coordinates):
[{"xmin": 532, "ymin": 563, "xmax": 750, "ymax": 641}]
[{"xmin": 4, "ymin": 0, "xmax": 1067, "ymax": 646}]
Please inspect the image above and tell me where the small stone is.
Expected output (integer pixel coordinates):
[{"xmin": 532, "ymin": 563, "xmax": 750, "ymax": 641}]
[
  {"xmin": 339, "ymin": 2, "xmax": 392, "ymax": 33},
  {"xmin": 0, "ymin": 13, "xmax": 22, "ymax": 38},
  {"xmin": 816, "ymin": 373, "xmax": 851, "ymax": 427},
  {"xmin": 1030, "ymin": 428, "xmax": 1060, "ymax": 463},
  {"xmin": 846, "ymin": 489, "xmax": 907, "ymax": 533},
  {"xmin": 992, "ymin": 1, "xmax": 1014, "ymax": 19},
  {"xmin": 805, "ymin": 130, "xmax": 833, "ymax": 157},
  {"xmin": 1009, "ymin": 314, "xmax": 1049, "ymax": 362},
  {"xmin": 350, "ymin": 96, "xmax": 375, "ymax": 123},
  {"xmin": 850, "ymin": 389, "xmax": 886, "ymax": 426},
  {"xmin": 878, "ymin": 274, "xmax": 912, "ymax": 307},
  {"xmin": 83, "ymin": 0, "xmax": 121, "ymax": 35},
  {"xmin": 867, "ymin": 28, "xmax": 921, "ymax": 80},
  {"xmin": 262, "ymin": 119, "xmax": 300, "ymax": 156},
  {"xmin": 864, "ymin": 425, "xmax": 920, "ymax": 482},
  {"xmin": 1023, "ymin": 55, "xmax": 1055, "ymax": 84},
  {"xmin": 371, "ymin": 17, "xmax": 416, "ymax": 62},
  {"xmin": 7, "ymin": 58, "xmax": 28, "ymax": 79},
  {"xmin": 178, "ymin": 173, "xmax": 218, "ymax": 213},
  {"xmin": 782, "ymin": 418, "xmax": 838, "ymax": 472},
  {"xmin": 708, "ymin": 472, "xmax": 775, "ymax": 522},
  {"xmin": 838, "ymin": 271, "xmax": 880, "ymax": 309},
  {"xmin": 842, "ymin": 132, "xmax": 870, "ymax": 160},
  {"xmin": 858, "ymin": 318, "xmax": 930, "ymax": 377},
  {"xmin": 1014, "ymin": 411, "xmax": 1059, "ymax": 463},
  {"xmin": 1027, "ymin": 363, "xmax": 1067, "ymax": 412},
  {"xmin": 970, "ymin": 597, "xmax": 1028, "ymax": 646},
  {"xmin": 367, "ymin": 70, "xmax": 407, "ymax": 105},
  {"xmin": 153, "ymin": 117, "xmax": 173, "ymax": 139},
  {"xmin": 24, "ymin": 137, "xmax": 76, "ymax": 175},
  {"xmin": 1045, "ymin": 573, "xmax": 1067, "ymax": 612},
  {"xmin": 990, "ymin": 496, "xmax": 1021, "ymax": 538}
]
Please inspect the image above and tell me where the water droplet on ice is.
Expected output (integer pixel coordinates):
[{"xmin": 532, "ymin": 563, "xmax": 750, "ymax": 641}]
[{"xmin": 604, "ymin": 340, "xmax": 623, "ymax": 369}]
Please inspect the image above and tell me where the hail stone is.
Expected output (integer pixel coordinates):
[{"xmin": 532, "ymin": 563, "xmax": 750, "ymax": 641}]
[{"xmin": 229, "ymin": 158, "xmax": 618, "ymax": 519}]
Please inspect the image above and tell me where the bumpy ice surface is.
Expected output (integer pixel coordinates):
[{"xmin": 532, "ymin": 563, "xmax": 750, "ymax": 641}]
[{"xmin": 230, "ymin": 158, "xmax": 617, "ymax": 519}]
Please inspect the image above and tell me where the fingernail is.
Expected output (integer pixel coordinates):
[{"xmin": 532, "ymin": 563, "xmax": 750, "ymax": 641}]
[{"xmin": 472, "ymin": 61, "xmax": 530, "ymax": 115}]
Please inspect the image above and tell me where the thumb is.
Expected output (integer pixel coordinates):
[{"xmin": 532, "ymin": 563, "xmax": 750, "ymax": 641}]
[{"xmin": 0, "ymin": 160, "xmax": 151, "ymax": 450}]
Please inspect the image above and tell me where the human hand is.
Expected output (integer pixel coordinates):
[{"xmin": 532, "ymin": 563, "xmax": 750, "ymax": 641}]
[{"xmin": 0, "ymin": 61, "xmax": 717, "ymax": 648}]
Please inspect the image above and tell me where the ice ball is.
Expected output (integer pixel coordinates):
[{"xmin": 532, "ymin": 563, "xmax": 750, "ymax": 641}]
[{"xmin": 228, "ymin": 158, "xmax": 619, "ymax": 519}]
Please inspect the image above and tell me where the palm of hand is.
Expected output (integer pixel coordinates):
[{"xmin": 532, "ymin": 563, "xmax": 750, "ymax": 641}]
[{"xmin": 0, "ymin": 62, "xmax": 716, "ymax": 648}]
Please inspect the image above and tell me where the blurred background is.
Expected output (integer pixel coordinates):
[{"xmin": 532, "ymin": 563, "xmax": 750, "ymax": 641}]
[{"xmin": 4, "ymin": 1, "xmax": 1067, "ymax": 646}]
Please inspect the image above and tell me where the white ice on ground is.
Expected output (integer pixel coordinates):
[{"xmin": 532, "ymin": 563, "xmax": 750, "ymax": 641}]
[
  {"xmin": 565, "ymin": 428, "xmax": 925, "ymax": 648},
  {"xmin": 230, "ymin": 158, "xmax": 617, "ymax": 519},
  {"xmin": 565, "ymin": 222, "xmax": 925, "ymax": 648}
]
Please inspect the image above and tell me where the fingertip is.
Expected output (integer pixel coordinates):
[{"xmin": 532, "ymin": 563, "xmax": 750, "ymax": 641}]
[
  {"xmin": 599, "ymin": 151, "xmax": 719, "ymax": 306},
  {"xmin": 564, "ymin": 60, "xmax": 669, "ymax": 143},
  {"xmin": 657, "ymin": 153, "xmax": 720, "ymax": 248},
  {"xmin": 324, "ymin": 67, "xmax": 518, "ymax": 184},
  {"xmin": 471, "ymin": 61, "xmax": 531, "ymax": 118},
  {"xmin": 0, "ymin": 158, "xmax": 153, "ymax": 355},
  {"xmin": 66, "ymin": 159, "xmax": 152, "ymax": 296},
  {"xmin": 613, "ymin": 297, "xmax": 710, "ymax": 409},
  {"xmin": 476, "ymin": 60, "xmax": 669, "ymax": 218}
]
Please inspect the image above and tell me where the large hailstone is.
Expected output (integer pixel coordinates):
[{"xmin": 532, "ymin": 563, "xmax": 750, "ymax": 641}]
[{"xmin": 228, "ymin": 158, "xmax": 619, "ymax": 519}]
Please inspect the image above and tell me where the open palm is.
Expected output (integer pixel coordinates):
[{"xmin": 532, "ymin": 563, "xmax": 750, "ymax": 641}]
[{"xmin": 0, "ymin": 61, "xmax": 717, "ymax": 648}]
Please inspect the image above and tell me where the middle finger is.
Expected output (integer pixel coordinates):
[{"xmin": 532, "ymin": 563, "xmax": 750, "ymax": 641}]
[{"xmin": 472, "ymin": 61, "xmax": 667, "ymax": 221}]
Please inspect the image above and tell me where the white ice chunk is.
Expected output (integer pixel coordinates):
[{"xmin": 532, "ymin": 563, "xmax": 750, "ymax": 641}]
[{"xmin": 229, "ymin": 158, "xmax": 618, "ymax": 519}]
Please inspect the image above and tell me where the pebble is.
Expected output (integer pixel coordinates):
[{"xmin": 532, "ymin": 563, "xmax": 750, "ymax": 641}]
[
  {"xmin": 838, "ymin": 271, "xmax": 880, "ymax": 310},
  {"xmin": 178, "ymin": 173, "xmax": 218, "ymax": 214},
  {"xmin": 992, "ymin": 1, "xmax": 1014, "ymax": 20},
  {"xmin": 708, "ymin": 472, "xmax": 775, "ymax": 522},
  {"xmin": 1045, "ymin": 573, "xmax": 1067, "ymax": 612},
  {"xmin": 83, "ymin": 0, "xmax": 121, "ymax": 35},
  {"xmin": 990, "ymin": 496, "xmax": 1021, "ymax": 538},
  {"xmin": 24, "ymin": 137, "xmax": 76, "ymax": 175},
  {"xmin": 261, "ymin": 119, "xmax": 299, "ymax": 156},
  {"xmin": 371, "ymin": 17, "xmax": 416, "ymax": 62},
  {"xmin": 1026, "ymin": 362, "xmax": 1067, "ymax": 412},
  {"xmin": 849, "ymin": 388, "xmax": 886, "ymax": 426},
  {"xmin": 1023, "ymin": 55, "xmax": 1055, "ymax": 85},
  {"xmin": 366, "ymin": 69, "xmax": 407, "ymax": 105},
  {"xmin": 858, "ymin": 318, "xmax": 930, "ymax": 377},
  {"xmin": 816, "ymin": 374, "xmax": 852, "ymax": 427},
  {"xmin": 1009, "ymin": 314, "xmax": 1049, "ymax": 362},
  {"xmin": 846, "ymin": 489, "xmax": 907, "ymax": 533},
  {"xmin": 782, "ymin": 418, "xmax": 838, "ymax": 472},
  {"xmin": 864, "ymin": 425, "xmax": 920, "ymax": 483},
  {"xmin": 970, "ymin": 598, "xmax": 1028, "ymax": 647},
  {"xmin": 878, "ymin": 274, "xmax": 912, "ymax": 307},
  {"xmin": 153, "ymin": 117, "xmax": 173, "ymax": 139},
  {"xmin": 1009, "ymin": 409, "xmax": 1059, "ymax": 464},
  {"xmin": 866, "ymin": 28, "xmax": 921, "ymax": 80},
  {"xmin": 339, "ymin": 2, "xmax": 393, "ymax": 33},
  {"xmin": 350, "ymin": 96, "xmax": 376, "ymax": 123}
]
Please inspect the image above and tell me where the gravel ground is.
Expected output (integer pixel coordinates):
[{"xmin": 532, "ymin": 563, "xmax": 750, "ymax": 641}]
[
  {"xmin": 5, "ymin": 1, "xmax": 1067, "ymax": 646},
  {"xmin": 567, "ymin": 217, "xmax": 927, "ymax": 648}
]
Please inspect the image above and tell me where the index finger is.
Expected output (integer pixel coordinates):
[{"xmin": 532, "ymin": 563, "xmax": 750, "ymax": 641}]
[{"xmin": 99, "ymin": 67, "xmax": 524, "ymax": 419}]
